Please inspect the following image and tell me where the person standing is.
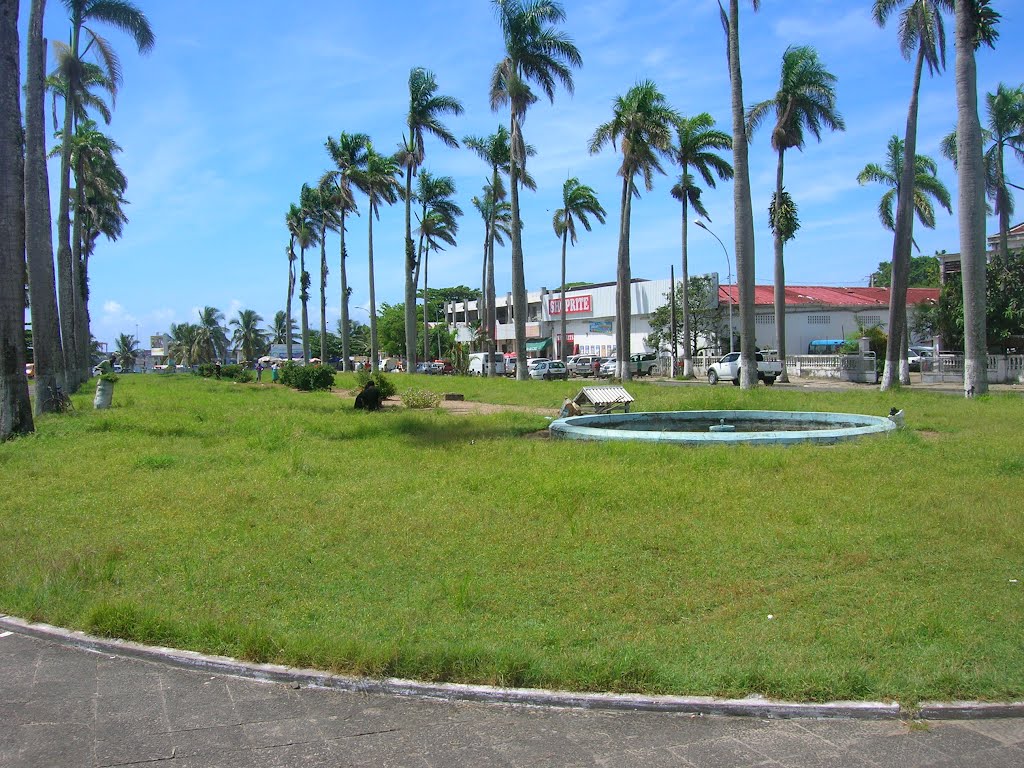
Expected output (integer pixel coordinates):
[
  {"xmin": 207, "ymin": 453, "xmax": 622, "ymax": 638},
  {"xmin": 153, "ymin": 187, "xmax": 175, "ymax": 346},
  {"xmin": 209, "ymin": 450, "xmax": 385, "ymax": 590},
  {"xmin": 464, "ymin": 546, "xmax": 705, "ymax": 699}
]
[{"xmin": 256, "ymin": 362, "xmax": 264, "ymax": 382}]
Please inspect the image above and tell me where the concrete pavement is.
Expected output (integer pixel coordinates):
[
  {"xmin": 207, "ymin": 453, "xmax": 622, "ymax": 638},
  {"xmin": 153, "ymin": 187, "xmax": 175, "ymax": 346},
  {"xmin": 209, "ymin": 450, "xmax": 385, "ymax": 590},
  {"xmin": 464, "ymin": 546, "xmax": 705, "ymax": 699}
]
[{"xmin": 3, "ymin": 628, "xmax": 1024, "ymax": 768}]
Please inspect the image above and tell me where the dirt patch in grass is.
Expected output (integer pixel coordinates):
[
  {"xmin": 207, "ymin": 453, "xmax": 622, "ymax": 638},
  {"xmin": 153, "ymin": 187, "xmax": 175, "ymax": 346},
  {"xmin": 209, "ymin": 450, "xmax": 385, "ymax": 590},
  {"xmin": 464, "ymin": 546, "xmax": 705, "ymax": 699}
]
[{"xmin": 334, "ymin": 388, "xmax": 555, "ymax": 416}]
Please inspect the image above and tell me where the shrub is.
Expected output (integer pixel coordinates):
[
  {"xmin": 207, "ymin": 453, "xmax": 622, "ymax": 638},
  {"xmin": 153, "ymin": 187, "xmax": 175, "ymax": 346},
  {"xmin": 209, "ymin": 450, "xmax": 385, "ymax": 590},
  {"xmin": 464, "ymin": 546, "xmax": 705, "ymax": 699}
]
[
  {"xmin": 355, "ymin": 370, "xmax": 396, "ymax": 400},
  {"xmin": 197, "ymin": 363, "xmax": 216, "ymax": 378},
  {"xmin": 218, "ymin": 364, "xmax": 251, "ymax": 382},
  {"xmin": 281, "ymin": 363, "xmax": 335, "ymax": 391},
  {"xmin": 401, "ymin": 389, "xmax": 441, "ymax": 409}
]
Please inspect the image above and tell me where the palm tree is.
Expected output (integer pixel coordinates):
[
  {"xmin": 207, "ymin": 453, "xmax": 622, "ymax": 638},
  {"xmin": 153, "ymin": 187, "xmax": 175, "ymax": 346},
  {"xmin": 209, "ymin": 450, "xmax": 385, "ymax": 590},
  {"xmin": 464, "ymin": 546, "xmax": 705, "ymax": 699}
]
[
  {"xmin": 552, "ymin": 178, "xmax": 606, "ymax": 366},
  {"xmin": 54, "ymin": 0, "xmax": 153, "ymax": 387},
  {"xmin": 873, "ymin": 0, "xmax": 952, "ymax": 390},
  {"xmin": 359, "ymin": 143, "xmax": 401, "ymax": 372},
  {"xmin": 230, "ymin": 309, "xmax": 267, "ymax": 364},
  {"xmin": 48, "ymin": 53, "xmax": 115, "ymax": 389},
  {"xmin": 289, "ymin": 194, "xmax": 319, "ymax": 363},
  {"xmin": 411, "ymin": 172, "xmax": 462, "ymax": 363},
  {"xmin": 24, "ymin": 0, "xmax": 66, "ymax": 411},
  {"xmin": 270, "ymin": 310, "xmax": 297, "ymax": 347},
  {"xmin": 746, "ymin": 46, "xmax": 844, "ymax": 383},
  {"xmin": 470, "ymin": 187, "xmax": 513, "ymax": 371},
  {"xmin": 0, "ymin": 0, "xmax": 34, "ymax": 438},
  {"xmin": 952, "ymin": 1, "xmax": 1000, "ymax": 396},
  {"xmin": 491, "ymin": 0, "xmax": 582, "ymax": 380},
  {"xmin": 283, "ymin": 204, "xmax": 302, "ymax": 361},
  {"xmin": 941, "ymin": 82, "xmax": 1023, "ymax": 261},
  {"xmin": 589, "ymin": 80, "xmax": 679, "ymax": 380},
  {"xmin": 417, "ymin": 209, "xmax": 459, "ymax": 362},
  {"xmin": 400, "ymin": 68, "xmax": 463, "ymax": 370},
  {"xmin": 669, "ymin": 113, "xmax": 733, "ymax": 378},
  {"xmin": 114, "ymin": 333, "xmax": 139, "ymax": 371},
  {"xmin": 195, "ymin": 306, "xmax": 229, "ymax": 364},
  {"xmin": 465, "ymin": 126, "xmax": 534, "ymax": 376},
  {"xmin": 302, "ymin": 182, "xmax": 340, "ymax": 362},
  {"xmin": 167, "ymin": 322, "xmax": 199, "ymax": 368},
  {"xmin": 323, "ymin": 132, "xmax": 369, "ymax": 371},
  {"xmin": 857, "ymin": 136, "xmax": 953, "ymax": 238},
  {"xmin": 722, "ymin": 0, "xmax": 761, "ymax": 389},
  {"xmin": 858, "ymin": 135, "xmax": 952, "ymax": 376}
]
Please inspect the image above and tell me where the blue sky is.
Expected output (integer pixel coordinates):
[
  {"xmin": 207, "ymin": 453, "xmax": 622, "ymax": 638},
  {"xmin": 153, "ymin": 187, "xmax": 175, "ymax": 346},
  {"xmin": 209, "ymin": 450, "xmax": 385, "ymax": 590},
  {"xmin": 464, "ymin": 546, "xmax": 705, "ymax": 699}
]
[{"xmin": 24, "ymin": 0, "xmax": 1023, "ymax": 347}]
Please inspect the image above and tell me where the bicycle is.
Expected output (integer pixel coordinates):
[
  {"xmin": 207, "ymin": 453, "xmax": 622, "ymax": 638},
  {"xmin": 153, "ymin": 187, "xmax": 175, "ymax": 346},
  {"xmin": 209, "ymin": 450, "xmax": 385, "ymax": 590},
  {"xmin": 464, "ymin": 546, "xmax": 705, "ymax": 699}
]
[{"xmin": 43, "ymin": 384, "xmax": 74, "ymax": 413}]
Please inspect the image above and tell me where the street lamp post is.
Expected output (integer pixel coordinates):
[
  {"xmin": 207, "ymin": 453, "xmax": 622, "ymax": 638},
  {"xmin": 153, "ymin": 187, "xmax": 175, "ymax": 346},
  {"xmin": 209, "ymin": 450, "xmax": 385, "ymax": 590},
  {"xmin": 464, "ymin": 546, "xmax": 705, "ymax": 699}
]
[{"xmin": 694, "ymin": 220, "xmax": 734, "ymax": 354}]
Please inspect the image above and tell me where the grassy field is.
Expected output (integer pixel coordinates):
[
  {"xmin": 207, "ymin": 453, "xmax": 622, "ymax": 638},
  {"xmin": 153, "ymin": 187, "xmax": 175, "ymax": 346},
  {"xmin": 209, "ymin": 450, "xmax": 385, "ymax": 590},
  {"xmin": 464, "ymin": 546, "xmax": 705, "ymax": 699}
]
[{"xmin": 1, "ymin": 372, "xmax": 1022, "ymax": 704}]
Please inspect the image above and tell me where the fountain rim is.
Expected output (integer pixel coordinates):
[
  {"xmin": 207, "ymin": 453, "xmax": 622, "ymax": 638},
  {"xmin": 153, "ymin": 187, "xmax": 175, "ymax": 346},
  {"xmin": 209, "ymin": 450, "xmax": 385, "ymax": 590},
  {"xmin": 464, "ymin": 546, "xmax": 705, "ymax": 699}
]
[{"xmin": 549, "ymin": 409, "xmax": 897, "ymax": 445}]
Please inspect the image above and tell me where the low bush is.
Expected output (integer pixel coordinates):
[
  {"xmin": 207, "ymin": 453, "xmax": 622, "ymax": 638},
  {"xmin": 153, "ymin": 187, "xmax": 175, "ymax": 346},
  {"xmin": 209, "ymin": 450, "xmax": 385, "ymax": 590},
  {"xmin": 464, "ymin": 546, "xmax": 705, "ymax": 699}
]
[
  {"xmin": 220, "ymin": 364, "xmax": 254, "ymax": 382},
  {"xmin": 196, "ymin": 363, "xmax": 216, "ymax": 378},
  {"xmin": 401, "ymin": 389, "xmax": 441, "ymax": 409},
  {"xmin": 355, "ymin": 370, "xmax": 396, "ymax": 400},
  {"xmin": 280, "ymin": 362, "xmax": 335, "ymax": 391}
]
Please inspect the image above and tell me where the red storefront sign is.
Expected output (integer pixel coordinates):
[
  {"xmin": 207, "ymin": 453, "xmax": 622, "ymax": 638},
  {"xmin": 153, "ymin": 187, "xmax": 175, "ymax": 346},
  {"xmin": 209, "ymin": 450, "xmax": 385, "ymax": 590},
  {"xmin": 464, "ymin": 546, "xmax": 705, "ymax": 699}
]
[{"xmin": 548, "ymin": 295, "xmax": 592, "ymax": 315}]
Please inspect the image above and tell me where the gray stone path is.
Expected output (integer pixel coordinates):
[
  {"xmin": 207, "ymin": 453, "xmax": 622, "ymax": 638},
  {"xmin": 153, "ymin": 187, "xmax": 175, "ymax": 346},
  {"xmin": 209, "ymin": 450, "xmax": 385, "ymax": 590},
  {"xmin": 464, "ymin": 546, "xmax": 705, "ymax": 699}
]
[{"xmin": 3, "ymin": 629, "xmax": 1023, "ymax": 767}]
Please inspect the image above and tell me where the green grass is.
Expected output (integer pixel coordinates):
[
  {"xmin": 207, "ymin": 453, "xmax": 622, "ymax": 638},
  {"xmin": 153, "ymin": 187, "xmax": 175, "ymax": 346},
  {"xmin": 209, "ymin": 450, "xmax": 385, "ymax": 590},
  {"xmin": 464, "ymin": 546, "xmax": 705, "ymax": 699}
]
[{"xmin": 1, "ymin": 372, "xmax": 1022, "ymax": 704}]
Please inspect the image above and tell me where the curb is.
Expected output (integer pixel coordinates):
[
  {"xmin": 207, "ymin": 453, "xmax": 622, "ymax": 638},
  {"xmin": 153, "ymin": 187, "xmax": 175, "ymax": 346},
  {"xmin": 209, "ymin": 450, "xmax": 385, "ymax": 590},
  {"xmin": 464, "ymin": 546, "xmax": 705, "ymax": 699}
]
[{"xmin": 2, "ymin": 615, "xmax": 1019, "ymax": 720}]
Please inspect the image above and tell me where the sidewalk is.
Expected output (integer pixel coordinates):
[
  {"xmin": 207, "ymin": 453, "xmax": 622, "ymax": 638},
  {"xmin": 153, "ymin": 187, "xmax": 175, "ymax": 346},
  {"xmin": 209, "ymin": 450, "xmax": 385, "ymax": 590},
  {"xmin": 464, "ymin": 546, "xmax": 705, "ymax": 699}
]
[{"xmin": 3, "ymin": 629, "xmax": 1023, "ymax": 768}]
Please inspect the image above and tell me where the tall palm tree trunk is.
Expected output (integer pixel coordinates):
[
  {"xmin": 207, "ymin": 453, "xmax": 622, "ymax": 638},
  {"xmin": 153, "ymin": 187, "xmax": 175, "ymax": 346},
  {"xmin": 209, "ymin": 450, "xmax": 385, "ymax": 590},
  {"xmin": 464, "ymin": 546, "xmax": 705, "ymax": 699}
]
[
  {"xmin": 559, "ymin": 228, "xmax": 568, "ymax": 366},
  {"xmin": 319, "ymin": 222, "xmax": 327, "ymax": 362},
  {"xmin": 0, "ymin": 0, "xmax": 34, "ymax": 438},
  {"xmin": 25, "ymin": 0, "xmax": 66, "ymax": 410},
  {"xmin": 773, "ymin": 150, "xmax": 789, "ymax": 382},
  {"xmin": 300, "ymin": 248, "xmax": 309, "ymax": 363},
  {"xmin": 680, "ymin": 200, "xmax": 693, "ymax": 378},
  {"xmin": 616, "ymin": 175, "xmax": 633, "ymax": 381},
  {"xmin": 55, "ymin": 20, "xmax": 80, "ymax": 390},
  {"xmin": 995, "ymin": 141, "xmax": 1009, "ymax": 260},
  {"xmin": 727, "ymin": 0, "xmax": 757, "ymax": 389},
  {"xmin": 509, "ymin": 117, "xmax": 527, "ymax": 381},
  {"xmin": 882, "ymin": 47, "xmax": 925, "ymax": 390},
  {"xmin": 339, "ymin": 214, "xmax": 351, "ymax": 371},
  {"xmin": 368, "ymin": 214, "xmax": 379, "ymax": 373},
  {"xmin": 423, "ymin": 248, "xmax": 430, "ymax": 363},
  {"xmin": 479, "ymin": 226, "xmax": 487, "ymax": 356},
  {"xmin": 486, "ymin": 218, "xmax": 498, "ymax": 378},
  {"xmin": 404, "ymin": 167, "xmax": 417, "ymax": 371},
  {"xmin": 955, "ymin": 0, "xmax": 988, "ymax": 396},
  {"xmin": 486, "ymin": 170, "xmax": 499, "ymax": 377},
  {"xmin": 285, "ymin": 243, "xmax": 294, "ymax": 362},
  {"xmin": 72, "ymin": 157, "xmax": 90, "ymax": 379}
]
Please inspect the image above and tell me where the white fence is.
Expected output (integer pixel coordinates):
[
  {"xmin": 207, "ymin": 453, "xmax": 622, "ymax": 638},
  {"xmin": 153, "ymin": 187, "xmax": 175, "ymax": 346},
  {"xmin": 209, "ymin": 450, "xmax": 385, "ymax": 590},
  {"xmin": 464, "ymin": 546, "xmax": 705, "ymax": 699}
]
[{"xmin": 921, "ymin": 354, "xmax": 1024, "ymax": 384}]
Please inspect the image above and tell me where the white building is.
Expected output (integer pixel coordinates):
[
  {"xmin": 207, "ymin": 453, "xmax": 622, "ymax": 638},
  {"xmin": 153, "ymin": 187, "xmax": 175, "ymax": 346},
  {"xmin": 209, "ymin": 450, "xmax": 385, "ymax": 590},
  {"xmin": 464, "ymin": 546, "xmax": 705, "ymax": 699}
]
[{"xmin": 444, "ymin": 278, "xmax": 939, "ymax": 358}]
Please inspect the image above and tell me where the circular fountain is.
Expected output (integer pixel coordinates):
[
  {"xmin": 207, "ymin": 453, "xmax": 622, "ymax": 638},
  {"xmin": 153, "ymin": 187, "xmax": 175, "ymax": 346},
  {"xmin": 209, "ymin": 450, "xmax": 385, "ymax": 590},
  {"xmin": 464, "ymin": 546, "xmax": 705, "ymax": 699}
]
[{"xmin": 549, "ymin": 410, "xmax": 897, "ymax": 446}]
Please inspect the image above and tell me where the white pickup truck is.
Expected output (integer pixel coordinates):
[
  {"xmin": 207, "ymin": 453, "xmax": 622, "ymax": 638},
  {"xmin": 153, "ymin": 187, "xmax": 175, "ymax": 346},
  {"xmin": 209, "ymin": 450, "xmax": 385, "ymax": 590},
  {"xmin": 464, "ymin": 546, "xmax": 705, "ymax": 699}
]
[{"xmin": 707, "ymin": 352, "xmax": 782, "ymax": 386}]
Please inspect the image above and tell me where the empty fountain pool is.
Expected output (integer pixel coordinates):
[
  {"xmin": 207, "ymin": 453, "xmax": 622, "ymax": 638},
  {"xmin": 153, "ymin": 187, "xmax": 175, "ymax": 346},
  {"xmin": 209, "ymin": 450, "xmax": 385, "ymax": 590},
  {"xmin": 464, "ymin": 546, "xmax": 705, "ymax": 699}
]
[{"xmin": 548, "ymin": 410, "xmax": 897, "ymax": 445}]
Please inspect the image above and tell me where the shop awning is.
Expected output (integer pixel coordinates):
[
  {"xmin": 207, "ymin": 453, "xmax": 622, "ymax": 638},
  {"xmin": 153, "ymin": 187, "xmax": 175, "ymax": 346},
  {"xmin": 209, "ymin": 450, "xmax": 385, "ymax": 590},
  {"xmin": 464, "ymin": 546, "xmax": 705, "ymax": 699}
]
[{"xmin": 526, "ymin": 338, "xmax": 551, "ymax": 352}]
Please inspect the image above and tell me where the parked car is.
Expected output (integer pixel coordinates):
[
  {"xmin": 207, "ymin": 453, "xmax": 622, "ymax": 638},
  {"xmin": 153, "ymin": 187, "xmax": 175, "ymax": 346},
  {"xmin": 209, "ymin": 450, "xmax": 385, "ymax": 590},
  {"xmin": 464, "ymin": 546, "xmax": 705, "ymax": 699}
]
[
  {"xmin": 627, "ymin": 352, "xmax": 660, "ymax": 377},
  {"xmin": 430, "ymin": 361, "xmax": 454, "ymax": 375},
  {"xmin": 527, "ymin": 357, "xmax": 550, "ymax": 371},
  {"xmin": 414, "ymin": 362, "xmax": 433, "ymax": 374},
  {"xmin": 598, "ymin": 358, "xmax": 618, "ymax": 378},
  {"xmin": 569, "ymin": 355, "xmax": 604, "ymax": 377},
  {"xmin": 707, "ymin": 352, "xmax": 782, "ymax": 386},
  {"xmin": 468, "ymin": 352, "xmax": 506, "ymax": 376},
  {"xmin": 529, "ymin": 360, "xmax": 569, "ymax": 380}
]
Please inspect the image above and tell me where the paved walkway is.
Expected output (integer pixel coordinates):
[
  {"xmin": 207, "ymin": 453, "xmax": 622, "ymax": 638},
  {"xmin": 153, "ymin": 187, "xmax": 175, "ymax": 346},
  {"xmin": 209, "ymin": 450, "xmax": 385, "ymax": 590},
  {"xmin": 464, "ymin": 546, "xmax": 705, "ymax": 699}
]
[{"xmin": 3, "ymin": 630, "xmax": 1023, "ymax": 768}]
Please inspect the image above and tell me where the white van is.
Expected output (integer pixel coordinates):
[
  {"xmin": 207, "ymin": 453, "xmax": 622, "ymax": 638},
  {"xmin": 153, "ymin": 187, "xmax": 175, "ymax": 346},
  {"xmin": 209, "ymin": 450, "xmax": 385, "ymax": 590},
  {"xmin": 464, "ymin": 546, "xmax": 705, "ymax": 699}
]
[{"xmin": 468, "ymin": 352, "xmax": 506, "ymax": 376}]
